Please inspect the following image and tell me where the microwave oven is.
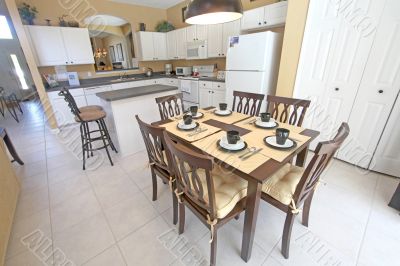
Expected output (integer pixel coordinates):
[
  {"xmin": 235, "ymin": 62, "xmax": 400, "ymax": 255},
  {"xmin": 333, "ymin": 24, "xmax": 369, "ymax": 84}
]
[
  {"xmin": 186, "ymin": 40, "xmax": 208, "ymax": 60},
  {"xmin": 176, "ymin": 66, "xmax": 192, "ymax": 76}
]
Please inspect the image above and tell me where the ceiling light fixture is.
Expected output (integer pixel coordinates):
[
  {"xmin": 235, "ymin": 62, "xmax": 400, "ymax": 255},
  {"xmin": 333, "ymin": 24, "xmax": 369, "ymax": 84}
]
[{"xmin": 185, "ymin": 0, "xmax": 243, "ymax": 25}]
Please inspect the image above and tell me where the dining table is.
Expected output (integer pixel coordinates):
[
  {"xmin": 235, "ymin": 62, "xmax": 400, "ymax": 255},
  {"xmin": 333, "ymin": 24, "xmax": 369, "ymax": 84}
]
[{"xmin": 153, "ymin": 107, "xmax": 320, "ymax": 262}]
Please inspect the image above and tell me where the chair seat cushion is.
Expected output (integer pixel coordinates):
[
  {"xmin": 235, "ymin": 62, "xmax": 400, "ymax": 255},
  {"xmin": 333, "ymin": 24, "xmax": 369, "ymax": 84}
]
[
  {"xmin": 75, "ymin": 110, "xmax": 106, "ymax": 122},
  {"xmin": 197, "ymin": 167, "xmax": 248, "ymax": 219},
  {"xmin": 262, "ymin": 163, "xmax": 304, "ymax": 205},
  {"xmin": 79, "ymin": 105, "xmax": 103, "ymax": 112}
]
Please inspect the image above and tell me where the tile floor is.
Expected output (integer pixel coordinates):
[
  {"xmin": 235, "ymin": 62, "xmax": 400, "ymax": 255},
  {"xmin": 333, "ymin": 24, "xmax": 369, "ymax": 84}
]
[{"xmin": 2, "ymin": 101, "xmax": 399, "ymax": 266}]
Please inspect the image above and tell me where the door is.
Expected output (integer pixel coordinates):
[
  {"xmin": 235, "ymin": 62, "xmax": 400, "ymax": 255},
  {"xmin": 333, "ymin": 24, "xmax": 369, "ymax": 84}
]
[
  {"xmin": 207, "ymin": 24, "xmax": 223, "ymax": 58},
  {"xmin": 337, "ymin": 0, "xmax": 400, "ymax": 168},
  {"xmin": 186, "ymin": 25, "xmax": 197, "ymax": 41},
  {"xmin": 27, "ymin": 26, "xmax": 68, "ymax": 66},
  {"xmin": 199, "ymin": 88, "xmax": 211, "ymax": 108},
  {"xmin": 371, "ymin": 92, "xmax": 400, "ymax": 177},
  {"xmin": 138, "ymin": 32, "xmax": 155, "ymax": 61},
  {"xmin": 196, "ymin": 25, "xmax": 208, "ymax": 41},
  {"xmin": 211, "ymin": 90, "xmax": 226, "ymax": 107},
  {"xmin": 167, "ymin": 30, "xmax": 177, "ymax": 59},
  {"xmin": 222, "ymin": 20, "xmax": 240, "ymax": 56},
  {"xmin": 264, "ymin": 2, "xmax": 288, "ymax": 27},
  {"xmin": 153, "ymin": 32, "xmax": 167, "ymax": 60},
  {"xmin": 61, "ymin": 28, "xmax": 94, "ymax": 65},
  {"xmin": 175, "ymin": 28, "xmax": 187, "ymax": 59},
  {"xmin": 241, "ymin": 7, "xmax": 264, "ymax": 31}
]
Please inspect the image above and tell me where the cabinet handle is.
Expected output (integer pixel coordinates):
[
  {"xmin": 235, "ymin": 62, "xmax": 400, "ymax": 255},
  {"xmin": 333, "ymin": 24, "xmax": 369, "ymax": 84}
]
[
  {"xmin": 71, "ymin": 61, "xmax": 73, "ymax": 64},
  {"xmin": 264, "ymin": 21, "xmax": 267, "ymax": 24},
  {"xmin": 335, "ymin": 88, "xmax": 339, "ymax": 91},
  {"xmin": 65, "ymin": 62, "xmax": 68, "ymax": 64},
  {"xmin": 258, "ymin": 22, "xmax": 262, "ymax": 25},
  {"xmin": 378, "ymin": 90, "xmax": 384, "ymax": 94}
]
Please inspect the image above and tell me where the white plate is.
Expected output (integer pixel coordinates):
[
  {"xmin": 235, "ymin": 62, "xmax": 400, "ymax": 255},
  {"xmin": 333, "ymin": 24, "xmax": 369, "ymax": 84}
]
[
  {"xmin": 178, "ymin": 121, "xmax": 197, "ymax": 130},
  {"xmin": 255, "ymin": 118, "xmax": 278, "ymax": 128},
  {"xmin": 190, "ymin": 112, "xmax": 203, "ymax": 119},
  {"xmin": 214, "ymin": 109, "xmax": 232, "ymax": 116},
  {"xmin": 264, "ymin": 136, "xmax": 296, "ymax": 149},
  {"xmin": 219, "ymin": 136, "xmax": 245, "ymax": 151}
]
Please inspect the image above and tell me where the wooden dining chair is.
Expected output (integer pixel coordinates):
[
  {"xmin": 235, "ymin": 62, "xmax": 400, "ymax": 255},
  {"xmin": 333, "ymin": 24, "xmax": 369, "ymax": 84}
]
[
  {"xmin": 136, "ymin": 115, "xmax": 178, "ymax": 225},
  {"xmin": 155, "ymin": 93, "xmax": 185, "ymax": 120},
  {"xmin": 266, "ymin": 95, "xmax": 311, "ymax": 127},
  {"xmin": 0, "ymin": 87, "xmax": 23, "ymax": 122},
  {"xmin": 232, "ymin": 90, "xmax": 265, "ymax": 116},
  {"xmin": 260, "ymin": 123, "xmax": 350, "ymax": 259},
  {"xmin": 163, "ymin": 132, "xmax": 248, "ymax": 266}
]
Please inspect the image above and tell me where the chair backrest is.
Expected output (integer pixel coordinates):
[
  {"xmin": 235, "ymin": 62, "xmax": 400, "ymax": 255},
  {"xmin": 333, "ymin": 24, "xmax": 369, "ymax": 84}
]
[
  {"xmin": 58, "ymin": 88, "xmax": 82, "ymax": 120},
  {"xmin": 136, "ymin": 115, "xmax": 170, "ymax": 172},
  {"xmin": 294, "ymin": 123, "xmax": 350, "ymax": 205},
  {"xmin": 155, "ymin": 93, "xmax": 185, "ymax": 120},
  {"xmin": 232, "ymin": 90, "xmax": 264, "ymax": 116},
  {"xmin": 163, "ymin": 131, "xmax": 218, "ymax": 220},
  {"xmin": 266, "ymin": 95, "xmax": 311, "ymax": 127}
]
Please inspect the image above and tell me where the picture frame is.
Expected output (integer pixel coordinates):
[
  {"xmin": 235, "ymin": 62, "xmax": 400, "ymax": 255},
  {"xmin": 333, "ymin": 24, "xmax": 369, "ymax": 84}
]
[
  {"xmin": 109, "ymin": 46, "xmax": 116, "ymax": 63},
  {"xmin": 116, "ymin": 43, "xmax": 124, "ymax": 62}
]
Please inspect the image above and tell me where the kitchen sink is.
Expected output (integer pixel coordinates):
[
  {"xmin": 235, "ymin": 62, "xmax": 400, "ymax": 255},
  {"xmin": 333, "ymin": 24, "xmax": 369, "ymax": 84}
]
[{"xmin": 110, "ymin": 77, "xmax": 138, "ymax": 83}]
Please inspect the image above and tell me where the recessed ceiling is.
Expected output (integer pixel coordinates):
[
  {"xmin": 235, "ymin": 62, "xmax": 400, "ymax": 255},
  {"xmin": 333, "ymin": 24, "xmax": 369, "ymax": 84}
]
[
  {"xmin": 108, "ymin": 0, "xmax": 184, "ymax": 9},
  {"xmin": 84, "ymin": 15, "xmax": 128, "ymax": 26}
]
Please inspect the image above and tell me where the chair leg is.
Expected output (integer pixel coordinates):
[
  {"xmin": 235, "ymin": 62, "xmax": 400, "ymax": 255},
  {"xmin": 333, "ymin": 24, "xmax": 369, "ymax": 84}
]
[
  {"xmin": 151, "ymin": 168, "xmax": 157, "ymax": 201},
  {"xmin": 282, "ymin": 212, "xmax": 295, "ymax": 259},
  {"xmin": 210, "ymin": 230, "xmax": 218, "ymax": 266},
  {"xmin": 172, "ymin": 190, "xmax": 178, "ymax": 225},
  {"xmin": 80, "ymin": 123, "xmax": 86, "ymax": 170},
  {"xmin": 98, "ymin": 120, "xmax": 113, "ymax": 166},
  {"xmin": 302, "ymin": 191, "xmax": 314, "ymax": 227},
  {"xmin": 100, "ymin": 119, "xmax": 117, "ymax": 153},
  {"xmin": 178, "ymin": 203, "xmax": 185, "ymax": 234}
]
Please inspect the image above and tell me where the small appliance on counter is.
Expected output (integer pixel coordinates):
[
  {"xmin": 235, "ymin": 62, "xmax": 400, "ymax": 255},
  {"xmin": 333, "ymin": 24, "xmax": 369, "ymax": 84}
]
[
  {"xmin": 217, "ymin": 71, "xmax": 226, "ymax": 80},
  {"xmin": 165, "ymin": 64, "xmax": 173, "ymax": 76},
  {"xmin": 176, "ymin": 66, "xmax": 192, "ymax": 76},
  {"xmin": 144, "ymin": 67, "xmax": 153, "ymax": 77},
  {"xmin": 67, "ymin": 72, "xmax": 80, "ymax": 87}
]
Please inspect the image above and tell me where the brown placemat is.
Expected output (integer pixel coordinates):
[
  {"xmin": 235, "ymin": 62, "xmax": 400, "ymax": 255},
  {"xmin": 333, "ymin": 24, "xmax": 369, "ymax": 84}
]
[
  {"xmin": 196, "ymin": 109, "xmax": 250, "ymax": 124},
  {"xmin": 236, "ymin": 117, "xmax": 305, "ymax": 134},
  {"xmin": 192, "ymin": 131, "xmax": 271, "ymax": 175},
  {"xmin": 163, "ymin": 120, "xmax": 221, "ymax": 143},
  {"xmin": 202, "ymin": 119, "xmax": 251, "ymax": 136}
]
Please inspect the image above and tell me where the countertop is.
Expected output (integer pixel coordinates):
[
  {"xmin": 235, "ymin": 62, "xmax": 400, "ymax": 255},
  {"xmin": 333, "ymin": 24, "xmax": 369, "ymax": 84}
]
[
  {"xmin": 96, "ymin": 84, "xmax": 179, "ymax": 102},
  {"xmin": 46, "ymin": 73, "xmax": 225, "ymax": 92}
]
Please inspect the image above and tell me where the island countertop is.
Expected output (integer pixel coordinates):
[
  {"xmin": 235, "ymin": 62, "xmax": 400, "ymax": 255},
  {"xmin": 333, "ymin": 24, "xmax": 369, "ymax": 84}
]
[{"xmin": 96, "ymin": 84, "xmax": 178, "ymax": 101}]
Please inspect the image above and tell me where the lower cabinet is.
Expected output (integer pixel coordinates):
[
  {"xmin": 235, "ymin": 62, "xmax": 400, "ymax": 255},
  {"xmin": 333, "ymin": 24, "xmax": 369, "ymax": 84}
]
[
  {"xmin": 50, "ymin": 95, "xmax": 87, "ymax": 126},
  {"xmin": 199, "ymin": 82, "xmax": 226, "ymax": 108}
]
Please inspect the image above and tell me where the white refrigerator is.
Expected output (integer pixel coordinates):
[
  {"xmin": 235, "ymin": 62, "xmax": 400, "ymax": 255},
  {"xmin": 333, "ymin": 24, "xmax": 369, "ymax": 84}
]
[{"xmin": 225, "ymin": 31, "xmax": 283, "ymax": 111}]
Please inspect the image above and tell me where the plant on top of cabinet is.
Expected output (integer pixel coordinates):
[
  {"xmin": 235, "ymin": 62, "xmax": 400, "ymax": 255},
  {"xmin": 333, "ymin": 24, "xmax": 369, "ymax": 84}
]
[
  {"xmin": 155, "ymin": 21, "xmax": 175, "ymax": 32},
  {"xmin": 18, "ymin": 2, "xmax": 38, "ymax": 25}
]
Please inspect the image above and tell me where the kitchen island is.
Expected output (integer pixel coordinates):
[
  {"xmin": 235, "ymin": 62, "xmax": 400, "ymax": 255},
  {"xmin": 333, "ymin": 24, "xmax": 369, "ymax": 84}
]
[{"xmin": 97, "ymin": 84, "xmax": 179, "ymax": 157}]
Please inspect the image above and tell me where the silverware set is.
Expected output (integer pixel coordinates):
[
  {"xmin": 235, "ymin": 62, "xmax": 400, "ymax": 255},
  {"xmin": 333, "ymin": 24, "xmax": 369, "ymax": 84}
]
[
  {"xmin": 187, "ymin": 128, "xmax": 208, "ymax": 137},
  {"xmin": 243, "ymin": 118, "xmax": 257, "ymax": 125},
  {"xmin": 239, "ymin": 147, "xmax": 264, "ymax": 160}
]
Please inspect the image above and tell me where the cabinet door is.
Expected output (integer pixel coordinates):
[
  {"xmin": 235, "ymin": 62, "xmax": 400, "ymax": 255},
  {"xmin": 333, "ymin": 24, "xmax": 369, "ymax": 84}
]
[
  {"xmin": 222, "ymin": 20, "xmax": 241, "ymax": 56},
  {"xmin": 153, "ymin": 33, "xmax": 167, "ymax": 60},
  {"xmin": 26, "ymin": 26, "xmax": 68, "ymax": 66},
  {"xmin": 199, "ymin": 88, "xmax": 211, "ymax": 108},
  {"xmin": 61, "ymin": 28, "xmax": 94, "ymax": 65},
  {"xmin": 167, "ymin": 30, "xmax": 177, "ymax": 59},
  {"xmin": 138, "ymin": 32, "xmax": 155, "ymax": 61},
  {"xmin": 207, "ymin": 24, "xmax": 223, "ymax": 58},
  {"xmin": 264, "ymin": 1, "xmax": 288, "ymax": 27},
  {"xmin": 175, "ymin": 28, "xmax": 187, "ymax": 59},
  {"xmin": 196, "ymin": 25, "xmax": 208, "ymax": 41},
  {"xmin": 241, "ymin": 7, "xmax": 264, "ymax": 31},
  {"xmin": 211, "ymin": 90, "xmax": 226, "ymax": 107},
  {"xmin": 186, "ymin": 26, "xmax": 197, "ymax": 42},
  {"xmin": 337, "ymin": 0, "xmax": 400, "ymax": 168}
]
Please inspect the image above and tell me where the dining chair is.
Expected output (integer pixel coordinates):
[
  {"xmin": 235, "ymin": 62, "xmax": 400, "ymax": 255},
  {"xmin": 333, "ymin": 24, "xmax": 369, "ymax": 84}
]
[
  {"xmin": 266, "ymin": 95, "xmax": 311, "ymax": 127},
  {"xmin": 232, "ymin": 90, "xmax": 265, "ymax": 116},
  {"xmin": 136, "ymin": 115, "xmax": 178, "ymax": 225},
  {"xmin": 163, "ymin": 132, "xmax": 248, "ymax": 266},
  {"xmin": 0, "ymin": 87, "xmax": 23, "ymax": 122},
  {"xmin": 261, "ymin": 123, "xmax": 350, "ymax": 259},
  {"xmin": 155, "ymin": 93, "xmax": 185, "ymax": 120}
]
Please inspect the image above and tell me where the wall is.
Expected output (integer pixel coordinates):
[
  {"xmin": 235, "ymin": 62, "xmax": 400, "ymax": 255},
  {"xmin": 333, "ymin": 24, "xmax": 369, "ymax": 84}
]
[{"xmin": 275, "ymin": 0, "xmax": 310, "ymax": 97}]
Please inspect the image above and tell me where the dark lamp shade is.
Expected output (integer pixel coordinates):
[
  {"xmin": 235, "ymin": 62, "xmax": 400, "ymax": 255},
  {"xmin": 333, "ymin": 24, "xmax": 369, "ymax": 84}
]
[{"xmin": 185, "ymin": 0, "xmax": 243, "ymax": 25}]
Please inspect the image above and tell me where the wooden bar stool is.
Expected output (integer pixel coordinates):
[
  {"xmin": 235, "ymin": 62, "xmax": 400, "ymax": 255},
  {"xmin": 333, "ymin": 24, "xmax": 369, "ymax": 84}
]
[{"xmin": 59, "ymin": 89, "xmax": 117, "ymax": 170}]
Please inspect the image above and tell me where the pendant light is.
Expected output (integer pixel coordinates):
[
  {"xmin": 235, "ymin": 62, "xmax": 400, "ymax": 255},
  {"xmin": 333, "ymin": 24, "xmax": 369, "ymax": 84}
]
[{"xmin": 185, "ymin": 0, "xmax": 243, "ymax": 25}]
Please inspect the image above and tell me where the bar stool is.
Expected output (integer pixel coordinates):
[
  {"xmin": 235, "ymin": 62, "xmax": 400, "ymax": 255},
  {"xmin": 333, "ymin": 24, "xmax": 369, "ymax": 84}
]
[
  {"xmin": 0, "ymin": 87, "xmax": 23, "ymax": 122},
  {"xmin": 58, "ymin": 89, "xmax": 117, "ymax": 170}
]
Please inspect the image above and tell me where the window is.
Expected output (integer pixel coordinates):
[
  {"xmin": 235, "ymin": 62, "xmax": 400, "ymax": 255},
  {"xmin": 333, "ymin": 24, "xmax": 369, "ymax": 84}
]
[
  {"xmin": 10, "ymin": 54, "xmax": 29, "ymax": 90},
  {"xmin": 0, "ymin": 15, "xmax": 13, "ymax": 39}
]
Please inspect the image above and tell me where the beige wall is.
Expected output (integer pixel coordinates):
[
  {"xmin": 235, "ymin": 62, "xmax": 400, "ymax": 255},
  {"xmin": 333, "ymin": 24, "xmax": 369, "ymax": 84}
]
[{"xmin": 275, "ymin": 0, "xmax": 309, "ymax": 97}]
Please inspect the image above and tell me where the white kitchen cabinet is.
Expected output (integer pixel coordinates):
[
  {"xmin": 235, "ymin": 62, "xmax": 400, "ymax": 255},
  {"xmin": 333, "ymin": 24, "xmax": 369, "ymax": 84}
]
[
  {"xmin": 211, "ymin": 90, "xmax": 226, "ymax": 107},
  {"xmin": 241, "ymin": 2, "xmax": 287, "ymax": 31},
  {"xmin": 199, "ymin": 82, "xmax": 226, "ymax": 108},
  {"xmin": 84, "ymin": 85, "xmax": 112, "ymax": 106},
  {"xmin": 26, "ymin": 26, "xmax": 94, "ymax": 66},
  {"xmin": 136, "ymin": 32, "xmax": 167, "ymax": 61},
  {"xmin": 207, "ymin": 24, "xmax": 223, "ymax": 58},
  {"xmin": 222, "ymin": 20, "xmax": 241, "ymax": 55},
  {"xmin": 48, "ymin": 89, "xmax": 87, "ymax": 126},
  {"xmin": 167, "ymin": 28, "xmax": 187, "ymax": 60},
  {"xmin": 186, "ymin": 25, "xmax": 208, "ymax": 42},
  {"xmin": 199, "ymin": 88, "xmax": 212, "ymax": 108}
]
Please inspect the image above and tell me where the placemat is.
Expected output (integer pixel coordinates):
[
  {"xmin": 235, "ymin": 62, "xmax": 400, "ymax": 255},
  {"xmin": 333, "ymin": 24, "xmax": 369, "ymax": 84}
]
[
  {"xmin": 195, "ymin": 109, "xmax": 250, "ymax": 125},
  {"xmin": 236, "ymin": 117, "xmax": 305, "ymax": 134},
  {"xmin": 202, "ymin": 119, "xmax": 251, "ymax": 136},
  {"xmin": 192, "ymin": 131, "xmax": 271, "ymax": 175},
  {"xmin": 163, "ymin": 120, "xmax": 221, "ymax": 143}
]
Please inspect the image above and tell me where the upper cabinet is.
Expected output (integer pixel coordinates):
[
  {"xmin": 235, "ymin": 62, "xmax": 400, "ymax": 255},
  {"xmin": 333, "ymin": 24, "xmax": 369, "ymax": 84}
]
[
  {"xmin": 135, "ymin": 31, "xmax": 168, "ymax": 61},
  {"xmin": 186, "ymin": 25, "xmax": 208, "ymax": 42},
  {"xmin": 167, "ymin": 28, "xmax": 186, "ymax": 60},
  {"xmin": 241, "ymin": 1, "xmax": 288, "ymax": 31},
  {"xmin": 207, "ymin": 20, "xmax": 241, "ymax": 58},
  {"xmin": 26, "ymin": 26, "xmax": 94, "ymax": 66}
]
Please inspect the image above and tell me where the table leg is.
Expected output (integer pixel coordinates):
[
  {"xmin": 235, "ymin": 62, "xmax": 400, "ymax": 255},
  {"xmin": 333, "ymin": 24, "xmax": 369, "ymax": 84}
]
[
  {"xmin": 295, "ymin": 146, "xmax": 309, "ymax": 167},
  {"xmin": 241, "ymin": 180, "xmax": 262, "ymax": 262}
]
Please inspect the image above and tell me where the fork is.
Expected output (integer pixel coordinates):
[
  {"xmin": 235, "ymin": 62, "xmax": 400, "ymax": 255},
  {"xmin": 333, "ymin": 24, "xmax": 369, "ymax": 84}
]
[
  {"xmin": 238, "ymin": 147, "xmax": 256, "ymax": 158},
  {"xmin": 242, "ymin": 148, "xmax": 263, "ymax": 160}
]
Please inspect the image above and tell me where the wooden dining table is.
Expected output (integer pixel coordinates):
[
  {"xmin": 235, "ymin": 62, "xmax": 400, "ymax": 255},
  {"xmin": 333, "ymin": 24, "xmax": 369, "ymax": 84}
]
[{"xmin": 153, "ymin": 107, "xmax": 319, "ymax": 262}]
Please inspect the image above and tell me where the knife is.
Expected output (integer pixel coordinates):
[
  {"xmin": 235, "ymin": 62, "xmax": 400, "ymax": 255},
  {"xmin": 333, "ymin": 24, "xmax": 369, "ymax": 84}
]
[
  {"xmin": 242, "ymin": 148, "xmax": 263, "ymax": 160},
  {"xmin": 188, "ymin": 128, "xmax": 208, "ymax": 137}
]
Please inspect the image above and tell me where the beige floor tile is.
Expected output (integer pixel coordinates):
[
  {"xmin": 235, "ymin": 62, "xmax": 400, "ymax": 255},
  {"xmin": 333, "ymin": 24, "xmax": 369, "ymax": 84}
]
[
  {"xmin": 118, "ymin": 151, "xmax": 149, "ymax": 173},
  {"xmin": 15, "ymin": 187, "xmax": 49, "ymax": 220},
  {"xmin": 49, "ymin": 173, "xmax": 91, "ymax": 206},
  {"xmin": 83, "ymin": 245, "xmax": 126, "ymax": 266},
  {"xmin": 5, "ymin": 250, "xmax": 52, "ymax": 266},
  {"xmin": 53, "ymin": 213, "xmax": 115, "ymax": 265},
  {"xmin": 86, "ymin": 163, "xmax": 126, "ymax": 187},
  {"xmin": 47, "ymin": 163, "xmax": 86, "ymax": 185},
  {"xmin": 19, "ymin": 172, "xmax": 48, "ymax": 194},
  {"xmin": 143, "ymin": 182, "xmax": 174, "ymax": 214},
  {"xmin": 127, "ymin": 166, "xmax": 153, "ymax": 190}
]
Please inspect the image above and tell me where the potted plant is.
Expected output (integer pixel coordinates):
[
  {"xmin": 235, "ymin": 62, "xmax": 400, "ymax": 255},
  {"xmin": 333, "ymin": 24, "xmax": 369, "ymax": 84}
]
[
  {"xmin": 18, "ymin": 2, "xmax": 38, "ymax": 25},
  {"xmin": 155, "ymin": 21, "xmax": 175, "ymax": 32}
]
